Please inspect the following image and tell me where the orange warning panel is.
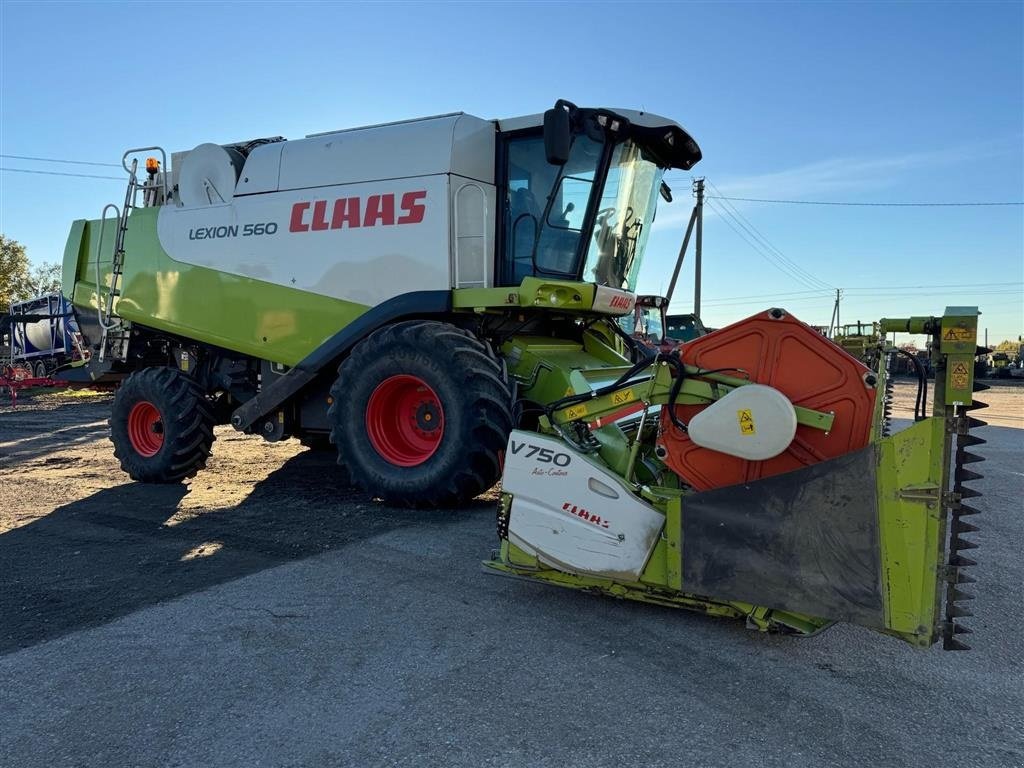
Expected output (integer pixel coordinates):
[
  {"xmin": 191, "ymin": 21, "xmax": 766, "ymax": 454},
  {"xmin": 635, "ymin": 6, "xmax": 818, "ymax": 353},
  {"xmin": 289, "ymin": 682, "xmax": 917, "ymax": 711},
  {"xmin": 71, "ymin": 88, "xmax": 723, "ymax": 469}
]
[{"xmin": 658, "ymin": 309, "xmax": 877, "ymax": 491}]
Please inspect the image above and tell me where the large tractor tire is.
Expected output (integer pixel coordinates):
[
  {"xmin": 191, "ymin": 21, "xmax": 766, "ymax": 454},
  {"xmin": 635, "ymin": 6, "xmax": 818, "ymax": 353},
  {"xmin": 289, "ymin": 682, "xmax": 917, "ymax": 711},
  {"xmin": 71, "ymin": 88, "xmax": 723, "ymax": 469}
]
[
  {"xmin": 329, "ymin": 320, "xmax": 513, "ymax": 508},
  {"xmin": 110, "ymin": 367, "xmax": 215, "ymax": 483}
]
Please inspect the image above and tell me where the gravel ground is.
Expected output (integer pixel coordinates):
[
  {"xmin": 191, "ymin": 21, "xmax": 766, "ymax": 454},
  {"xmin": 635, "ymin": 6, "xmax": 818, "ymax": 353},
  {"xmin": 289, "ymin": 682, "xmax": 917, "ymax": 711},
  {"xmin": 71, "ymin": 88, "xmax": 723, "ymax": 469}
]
[{"xmin": 0, "ymin": 381, "xmax": 1021, "ymax": 767}]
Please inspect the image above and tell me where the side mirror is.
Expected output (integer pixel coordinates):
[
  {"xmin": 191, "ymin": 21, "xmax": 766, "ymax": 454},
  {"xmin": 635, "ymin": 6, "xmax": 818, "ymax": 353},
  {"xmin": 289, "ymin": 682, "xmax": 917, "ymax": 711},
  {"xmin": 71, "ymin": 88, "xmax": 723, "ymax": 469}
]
[
  {"xmin": 543, "ymin": 106, "xmax": 571, "ymax": 166},
  {"xmin": 660, "ymin": 181, "xmax": 673, "ymax": 203}
]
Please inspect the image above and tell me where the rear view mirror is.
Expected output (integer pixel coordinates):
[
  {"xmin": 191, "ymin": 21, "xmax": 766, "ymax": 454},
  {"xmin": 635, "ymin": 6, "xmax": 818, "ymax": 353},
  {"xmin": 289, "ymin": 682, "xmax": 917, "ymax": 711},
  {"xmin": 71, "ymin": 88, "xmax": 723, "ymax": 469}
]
[{"xmin": 543, "ymin": 106, "xmax": 571, "ymax": 166}]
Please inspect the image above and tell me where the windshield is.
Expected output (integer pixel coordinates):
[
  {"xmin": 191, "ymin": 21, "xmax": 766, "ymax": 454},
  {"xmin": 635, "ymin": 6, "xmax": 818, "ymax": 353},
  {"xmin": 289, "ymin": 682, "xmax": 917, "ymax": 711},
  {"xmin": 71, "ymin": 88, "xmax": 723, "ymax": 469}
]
[
  {"xmin": 583, "ymin": 141, "xmax": 663, "ymax": 291},
  {"xmin": 620, "ymin": 306, "xmax": 663, "ymax": 341},
  {"xmin": 505, "ymin": 133, "xmax": 604, "ymax": 283}
]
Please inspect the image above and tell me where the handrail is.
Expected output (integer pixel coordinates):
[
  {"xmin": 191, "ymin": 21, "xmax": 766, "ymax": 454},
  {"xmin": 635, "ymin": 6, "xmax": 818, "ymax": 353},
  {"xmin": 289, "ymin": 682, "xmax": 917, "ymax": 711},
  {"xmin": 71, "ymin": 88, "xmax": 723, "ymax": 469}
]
[
  {"xmin": 122, "ymin": 146, "xmax": 169, "ymax": 202},
  {"xmin": 95, "ymin": 203, "xmax": 121, "ymax": 331}
]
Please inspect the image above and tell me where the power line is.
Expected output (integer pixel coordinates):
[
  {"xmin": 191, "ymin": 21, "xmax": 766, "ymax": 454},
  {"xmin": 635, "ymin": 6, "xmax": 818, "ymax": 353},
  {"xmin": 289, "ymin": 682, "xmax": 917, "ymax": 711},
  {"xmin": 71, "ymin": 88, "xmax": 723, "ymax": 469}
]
[
  {"xmin": 691, "ymin": 288, "xmax": 834, "ymax": 303},
  {"xmin": 678, "ymin": 282, "xmax": 1023, "ymax": 309},
  {"xmin": 0, "ymin": 167, "xmax": 124, "ymax": 181},
  {"xmin": 0, "ymin": 153, "xmax": 121, "ymax": 168},
  {"xmin": 705, "ymin": 196, "xmax": 833, "ymax": 291},
  {"xmin": 706, "ymin": 195, "xmax": 1024, "ymax": 208},
  {"xmin": 705, "ymin": 179, "xmax": 834, "ymax": 291},
  {"xmin": 701, "ymin": 287, "xmax": 1021, "ymax": 303},
  {"xmin": 847, "ymin": 281, "xmax": 1023, "ymax": 290}
]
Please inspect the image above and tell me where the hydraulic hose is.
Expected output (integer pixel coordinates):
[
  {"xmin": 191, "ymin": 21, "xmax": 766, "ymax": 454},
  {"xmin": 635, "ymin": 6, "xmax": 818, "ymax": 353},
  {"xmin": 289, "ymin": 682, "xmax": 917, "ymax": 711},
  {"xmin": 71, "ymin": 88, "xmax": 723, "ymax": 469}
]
[{"xmin": 893, "ymin": 348, "xmax": 928, "ymax": 421}]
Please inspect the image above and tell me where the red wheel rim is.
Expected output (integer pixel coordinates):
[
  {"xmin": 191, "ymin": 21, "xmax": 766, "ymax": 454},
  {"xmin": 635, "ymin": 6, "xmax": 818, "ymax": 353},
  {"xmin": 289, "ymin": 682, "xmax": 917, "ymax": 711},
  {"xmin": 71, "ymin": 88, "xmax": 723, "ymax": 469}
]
[
  {"xmin": 127, "ymin": 400, "xmax": 164, "ymax": 457},
  {"xmin": 365, "ymin": 374, "xmax": 444, "ymax": 467}
]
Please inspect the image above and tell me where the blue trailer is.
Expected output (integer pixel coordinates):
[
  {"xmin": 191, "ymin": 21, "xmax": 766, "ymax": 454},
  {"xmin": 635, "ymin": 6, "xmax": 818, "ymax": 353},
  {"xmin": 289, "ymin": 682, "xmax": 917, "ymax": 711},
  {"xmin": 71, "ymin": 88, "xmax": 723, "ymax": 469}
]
[{"xmin": 4, "ymin": 292, "xmax": 87, "ymax": 378}]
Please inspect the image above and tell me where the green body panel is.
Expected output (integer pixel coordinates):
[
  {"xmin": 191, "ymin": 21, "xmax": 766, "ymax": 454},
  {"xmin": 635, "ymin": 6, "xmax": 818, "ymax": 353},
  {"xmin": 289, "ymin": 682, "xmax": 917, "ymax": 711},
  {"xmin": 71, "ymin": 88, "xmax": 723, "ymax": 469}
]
[
  {"xmin": 876, "ymin": 417, "xmax": 947, "ymax": 644},
  {"xmin": 938, "ymin": 307, "xmax": 979, "ymax": 406},
  {"xmin": 65, "ymin": 208, "xmax": 374, "ymax": 366},
  {"xmin": 452, "ymin": 278, "xmax": 596, "ymax": 313},
  {"xmin": 64, "ymin": 217, "xmax": 117, "ymax": 309},
  {"xmin": 61, "ymin": 219, "xmax": 90, "ymax": 301},
  {"xmin": 501, "ymin": 332, "xmax": 632, "ymax": 406}
]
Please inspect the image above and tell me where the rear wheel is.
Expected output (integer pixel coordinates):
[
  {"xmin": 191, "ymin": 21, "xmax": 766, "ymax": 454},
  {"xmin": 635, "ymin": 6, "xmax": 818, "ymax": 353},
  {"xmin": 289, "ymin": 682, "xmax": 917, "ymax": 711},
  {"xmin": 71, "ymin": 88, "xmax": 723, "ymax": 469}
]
[
  {"xmin": 329, "ymin": 321, "xmax": 513, "ymax": 508},
  {"xmin": 33, "ymin": 361, "xmax": 47, "ymax": 378},
  {"xmin": 110, "ymin": 367, "xmax": 215, "ymax": 482}
]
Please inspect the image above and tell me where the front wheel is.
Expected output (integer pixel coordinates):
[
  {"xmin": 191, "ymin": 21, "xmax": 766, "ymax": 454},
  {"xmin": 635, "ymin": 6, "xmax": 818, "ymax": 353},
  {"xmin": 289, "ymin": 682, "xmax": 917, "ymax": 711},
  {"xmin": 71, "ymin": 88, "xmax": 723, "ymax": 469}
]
[
  {"xmin": 329, "ymin": 321, "xmax": 513, "ymax": 508},
  {"xmin": 110, "ymin": 367, "xmax": 215, "ymax": 482}
]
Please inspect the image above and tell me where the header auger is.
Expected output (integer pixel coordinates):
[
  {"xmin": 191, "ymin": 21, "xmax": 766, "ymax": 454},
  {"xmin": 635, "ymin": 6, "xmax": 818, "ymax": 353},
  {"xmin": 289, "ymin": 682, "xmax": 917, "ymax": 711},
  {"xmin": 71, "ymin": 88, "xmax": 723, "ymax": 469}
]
[{"xmin": 56, "ymin": 100, "xmax": 983, "ymax": 649}]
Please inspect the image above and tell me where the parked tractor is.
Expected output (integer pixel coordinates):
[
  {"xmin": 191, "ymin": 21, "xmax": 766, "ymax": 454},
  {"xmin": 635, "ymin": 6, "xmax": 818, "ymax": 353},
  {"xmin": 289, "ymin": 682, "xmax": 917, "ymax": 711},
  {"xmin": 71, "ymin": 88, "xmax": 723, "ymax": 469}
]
[{"xmin": 58, "ymin": 100, "xmax": 985, "ymax": 649}]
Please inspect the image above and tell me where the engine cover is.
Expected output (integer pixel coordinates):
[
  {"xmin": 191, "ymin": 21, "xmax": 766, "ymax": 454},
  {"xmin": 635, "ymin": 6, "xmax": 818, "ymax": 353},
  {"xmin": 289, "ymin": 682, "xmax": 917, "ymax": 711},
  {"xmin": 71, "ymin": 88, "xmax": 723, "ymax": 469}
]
[
  {"xmin": 502, "ymin": 431, "xmax": 665, "ymax": 581},
  {"xmin": 659, "ymin": 308, "xmax": 876, "ymax": 491}
]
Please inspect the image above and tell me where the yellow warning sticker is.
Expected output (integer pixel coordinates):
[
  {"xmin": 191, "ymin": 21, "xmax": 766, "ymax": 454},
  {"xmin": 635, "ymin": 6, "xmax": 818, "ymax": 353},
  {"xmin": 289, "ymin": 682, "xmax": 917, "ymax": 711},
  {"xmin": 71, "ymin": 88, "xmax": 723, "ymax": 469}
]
[
  {"xmin": 942, "ymin": 326, "xmax": 975, "ymax": 343},
  {"xmin": 737, "ymin": 409, "xmax": 756, "ymax": 436},
  {"xmin": 950, "ymin": 361, "xmax": 970, "ymax": 390},
  {"xmin": 611, "ymin": 388, "xmax": 635, "ymax": 406},
  {"xmin": 564, "ymin": 404, "xmax": 588, "ymax": 421}
]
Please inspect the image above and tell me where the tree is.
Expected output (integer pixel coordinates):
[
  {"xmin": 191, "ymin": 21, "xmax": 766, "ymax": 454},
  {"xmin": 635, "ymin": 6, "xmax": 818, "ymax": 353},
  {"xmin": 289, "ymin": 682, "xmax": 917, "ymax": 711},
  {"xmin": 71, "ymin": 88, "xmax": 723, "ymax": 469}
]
[
  {"xmin": 1, "ymin": 234, "xmax": 30, "ymax": 309},
  {"xmin": 0, "ymin": 235, "xmax": 61, "ymax": 308},
  {"xmin": 27, "ymin": 261, "xmax": 62, "ymax": 296}
]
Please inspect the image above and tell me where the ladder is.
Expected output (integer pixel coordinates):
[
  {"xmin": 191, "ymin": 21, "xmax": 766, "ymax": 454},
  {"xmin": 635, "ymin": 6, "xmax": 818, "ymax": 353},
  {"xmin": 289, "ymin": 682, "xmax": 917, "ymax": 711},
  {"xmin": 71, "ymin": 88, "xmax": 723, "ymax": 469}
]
[{"xmin": 95, "ymin": 147, "xmax": 168, "ymax": 362}]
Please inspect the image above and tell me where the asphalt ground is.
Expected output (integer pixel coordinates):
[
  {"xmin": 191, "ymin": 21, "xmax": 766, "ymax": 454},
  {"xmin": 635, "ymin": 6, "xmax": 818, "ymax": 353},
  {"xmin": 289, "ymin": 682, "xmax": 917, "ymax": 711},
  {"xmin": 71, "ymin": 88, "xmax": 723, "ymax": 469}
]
[{"xmin": 0, "ymin": 383, "xmax": 1022, "ymax": 767}]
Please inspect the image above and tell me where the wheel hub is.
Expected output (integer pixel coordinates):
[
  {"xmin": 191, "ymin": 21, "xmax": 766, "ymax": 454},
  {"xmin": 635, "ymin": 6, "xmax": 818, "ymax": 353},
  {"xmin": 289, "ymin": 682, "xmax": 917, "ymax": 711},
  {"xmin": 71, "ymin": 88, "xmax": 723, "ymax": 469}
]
[
  {"xmin": 127, "ymin": 400, "xmax": 164, "ymax": 457},
  {"xmin": 365, "ymin": 374, "xmax": 445, "ymax": 467}
]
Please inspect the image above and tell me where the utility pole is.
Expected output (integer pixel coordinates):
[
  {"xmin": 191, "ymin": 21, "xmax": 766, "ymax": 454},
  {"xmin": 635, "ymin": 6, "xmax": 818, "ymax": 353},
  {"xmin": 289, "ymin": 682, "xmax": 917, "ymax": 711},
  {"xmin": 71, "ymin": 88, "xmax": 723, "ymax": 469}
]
[
  {"xmin": 828, "ymin": 288, "xmax": 842, "ymax": 336},
  {"xmin": 693, "ymin": 178, "xmax": 705, "ymax": 319},
  {"xmin": 664, "ymin": 177, "xmax": 706, "ymax": 313}
]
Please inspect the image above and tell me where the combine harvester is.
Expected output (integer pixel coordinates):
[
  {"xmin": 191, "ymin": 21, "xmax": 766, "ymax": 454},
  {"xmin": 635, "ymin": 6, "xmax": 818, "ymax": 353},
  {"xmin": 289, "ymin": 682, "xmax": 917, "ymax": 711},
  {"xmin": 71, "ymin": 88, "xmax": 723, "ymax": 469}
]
[{"xmin": 58, "ymin": 100, "xmax": 986, "ymax": 649}]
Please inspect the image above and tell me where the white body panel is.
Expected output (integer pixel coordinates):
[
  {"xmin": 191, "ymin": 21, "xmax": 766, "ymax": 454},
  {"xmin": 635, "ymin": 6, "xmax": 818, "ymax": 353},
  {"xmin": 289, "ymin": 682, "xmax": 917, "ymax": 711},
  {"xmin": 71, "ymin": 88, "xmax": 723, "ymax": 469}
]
[
  {"xmin": 235, "ymin": 142, "xmax": 284, "ymax": 196},
  {"xmin": 159, "ymin": 113, "xmax": 499, "ymax": 304},
  {"xmin": 157, "ymin": 175, "xmax": 452, "ymax": 306},
  {"xmin": 593, "ymin": 284, "xmax": 636, "ymax": 315},
  {"xmin": 686, "ymin": 384, "xmax": 797, "ymax": 460},
  {"xmin": 502, "ymin": 431, "xmax": 665, "ymax": 581}
]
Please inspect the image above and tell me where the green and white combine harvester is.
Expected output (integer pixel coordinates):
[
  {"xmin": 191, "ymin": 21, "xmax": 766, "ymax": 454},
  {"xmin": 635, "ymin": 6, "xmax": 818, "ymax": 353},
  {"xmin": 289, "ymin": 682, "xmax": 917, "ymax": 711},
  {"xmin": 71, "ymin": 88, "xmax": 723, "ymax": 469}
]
[{"xmin": 60, "ymin": 101, "xmax": 986, "ymax": 650}]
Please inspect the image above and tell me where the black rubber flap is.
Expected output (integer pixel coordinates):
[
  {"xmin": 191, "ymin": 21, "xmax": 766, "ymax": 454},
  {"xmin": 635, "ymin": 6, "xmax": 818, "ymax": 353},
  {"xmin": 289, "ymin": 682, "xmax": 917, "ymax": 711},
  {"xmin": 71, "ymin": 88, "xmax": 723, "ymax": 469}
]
[{"xmin": 680, "ymin": 446, "xmax": 884, "ymax": 626}]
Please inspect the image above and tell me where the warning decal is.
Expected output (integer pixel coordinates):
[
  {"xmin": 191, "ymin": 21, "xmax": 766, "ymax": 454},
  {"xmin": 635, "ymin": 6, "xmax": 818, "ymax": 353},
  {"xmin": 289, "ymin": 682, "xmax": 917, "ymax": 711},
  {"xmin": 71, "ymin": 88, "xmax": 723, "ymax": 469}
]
[
  {"xmin": 942, "ymin": 326, "xmax": 975, "ymax": 343},
  {"xmin": 611, "ymin": 388, "xmax": 635, "ymax": 406},
  {"xmin": 951, "ymin": 362, "xmax": 970, "ymax": 390},
  {"xmin": 564, "ymin": 404, "xmax": 588, "ymax": 421},
  {"xmin": 737, "ymin": 409, "xmax": 756, "ymax": 436}
]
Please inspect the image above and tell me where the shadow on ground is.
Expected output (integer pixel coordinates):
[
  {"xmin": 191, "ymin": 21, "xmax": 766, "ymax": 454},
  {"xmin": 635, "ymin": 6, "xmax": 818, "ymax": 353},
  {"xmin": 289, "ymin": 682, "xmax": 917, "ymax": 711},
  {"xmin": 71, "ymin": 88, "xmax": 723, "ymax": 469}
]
[
  {"xmin": 0, "ymin": 399, "xmax": 113, "ymax": 466},
  {"xmin": 0, "ymin": 449, "xmax": 486, "ymax": 654}
]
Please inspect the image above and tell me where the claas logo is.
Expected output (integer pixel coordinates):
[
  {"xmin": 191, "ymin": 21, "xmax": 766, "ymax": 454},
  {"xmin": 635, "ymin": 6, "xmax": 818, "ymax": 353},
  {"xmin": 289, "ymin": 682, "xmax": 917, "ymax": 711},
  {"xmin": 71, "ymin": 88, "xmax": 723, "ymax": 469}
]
[{"xmin": 289, "ymin": 190, "xmax": 427, "ymax": 232}]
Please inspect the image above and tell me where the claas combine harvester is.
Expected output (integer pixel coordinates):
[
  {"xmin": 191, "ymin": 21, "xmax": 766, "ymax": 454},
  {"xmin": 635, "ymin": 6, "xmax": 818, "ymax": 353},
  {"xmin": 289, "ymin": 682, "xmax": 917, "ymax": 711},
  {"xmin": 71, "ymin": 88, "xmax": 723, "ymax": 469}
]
[{"xmin": 59, "ymin": 100, "xmax": 986, "ymax": 650}]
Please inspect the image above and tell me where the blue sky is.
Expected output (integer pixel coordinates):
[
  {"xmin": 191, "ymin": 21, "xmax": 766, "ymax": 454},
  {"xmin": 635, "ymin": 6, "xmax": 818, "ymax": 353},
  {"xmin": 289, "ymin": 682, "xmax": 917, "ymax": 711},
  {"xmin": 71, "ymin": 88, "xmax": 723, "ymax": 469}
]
[{"xmin": 1, "ymin": 1, "xmax": 1021, "ymax": 340}]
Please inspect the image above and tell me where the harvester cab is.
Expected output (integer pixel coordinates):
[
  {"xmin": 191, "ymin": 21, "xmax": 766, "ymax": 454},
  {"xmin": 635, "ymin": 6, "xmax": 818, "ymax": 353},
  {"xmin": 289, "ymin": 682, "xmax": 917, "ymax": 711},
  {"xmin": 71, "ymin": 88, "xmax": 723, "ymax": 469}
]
[{"xmin": 57, "ymin": 100, "xmax": 986, "ymax": 651}]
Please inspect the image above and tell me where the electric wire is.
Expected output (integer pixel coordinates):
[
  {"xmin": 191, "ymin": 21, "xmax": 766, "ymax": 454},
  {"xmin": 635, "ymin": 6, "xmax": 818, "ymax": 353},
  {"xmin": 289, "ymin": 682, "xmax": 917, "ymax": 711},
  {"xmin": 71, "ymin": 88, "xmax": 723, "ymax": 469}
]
[
  {"xmin": 0, "ymin": 153, "xmax": 121, "ymax": 168},
  {"xmin": 704, "ymin": 196, "xmax": 834, "ymax": 291},
  {"xmin": 677, "ymin": 282, "xmax": 1023, "ymax": 309},
  {"xmin": 704, "ymin": 179, "xmax": 834, "ymax": 291},
  {"xmin": 705, "ymin": 195, "xmax": 1023, "ymax": 208},
  {"xmin": 0, "ymin": 167, "xmax": 124, "ymax": 181}
]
